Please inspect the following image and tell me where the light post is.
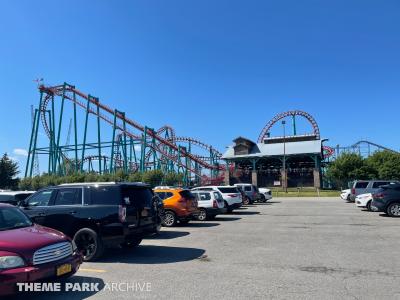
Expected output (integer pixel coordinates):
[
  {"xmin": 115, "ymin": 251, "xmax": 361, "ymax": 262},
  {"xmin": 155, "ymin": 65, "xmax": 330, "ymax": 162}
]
[{"xmin": 282, "ymin": 120, "xmax": 287, "ymax": 193}]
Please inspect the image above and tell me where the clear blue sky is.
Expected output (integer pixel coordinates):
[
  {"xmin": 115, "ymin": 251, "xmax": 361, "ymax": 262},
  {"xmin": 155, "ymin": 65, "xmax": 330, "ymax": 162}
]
[{"xmin": 0, "ymin": 0, "xmax": 399, "ymax": 174}]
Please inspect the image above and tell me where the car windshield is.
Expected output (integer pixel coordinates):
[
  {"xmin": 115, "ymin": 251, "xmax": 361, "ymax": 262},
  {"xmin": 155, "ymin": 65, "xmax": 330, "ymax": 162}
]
[{"xmin": 0, "ymin": 207, "xmax": 33, "ymax": 231}]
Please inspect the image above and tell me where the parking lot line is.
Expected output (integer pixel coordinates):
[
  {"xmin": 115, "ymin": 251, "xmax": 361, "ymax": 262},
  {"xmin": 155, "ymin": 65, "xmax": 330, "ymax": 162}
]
[{"xmin": 79, "ymin": 268, "xmax": 107, "ymax": 273}]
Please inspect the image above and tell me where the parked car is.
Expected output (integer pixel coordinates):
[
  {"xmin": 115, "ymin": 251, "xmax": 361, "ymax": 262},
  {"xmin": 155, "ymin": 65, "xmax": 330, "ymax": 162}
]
[
  {"xmin": 234, "ymin": 184, "xmax": 260, "ymax": 204},
  {"xmin": 349, "ymin": 180, "xmax": 399, "ymax": 202},
  {"xmin": 0, "ymin": 204, "xmax": 82, "ymax": 296},
  {"xmin": 191, "ymin": 190, "xmax": 226, "ymax": 220},
  {"xmin": 20, "ymin": 182, "xmax": 161, "ymax": 261},
  {"xmin": 154, "ymin": 188, "xmax": 198, "ymax": 227},
  {"xmin": 340, "ymin": 189, "xmax": 351, "ymax": 201},
  {"xmin": 371, "ymin": 183, "xmax": 400, "ymax": 217},
  {"xmin": 355, "ymin": 193, "xmax": 373, "ymax": 211},
  {"xmin": 258, "ymin": 187, "xmax": 273, "ymax": 202},
  {"xmin": 191, "ymin": 186, "xmax": 242, "ymax": 212},
  {"xmin": 0, "ymin": 191, "xmax": 35, "ymax": 206}
]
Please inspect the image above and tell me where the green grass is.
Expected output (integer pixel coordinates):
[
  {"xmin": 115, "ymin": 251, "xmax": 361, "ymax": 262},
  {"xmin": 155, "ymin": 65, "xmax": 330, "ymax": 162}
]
[{"xmin": 268, "ymin": 187, "xmax": 340, "ymax": 197}]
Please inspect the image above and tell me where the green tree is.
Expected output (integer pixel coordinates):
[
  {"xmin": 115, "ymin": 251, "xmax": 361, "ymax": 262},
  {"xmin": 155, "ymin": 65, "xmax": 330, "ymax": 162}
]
[
  {"xmin": 164, "ymin": 172, "xmax": 184, "ymax": 186},
  {"xmin": 326, "ymin": 153, "xmax": 373, "ymax": 188},
  {"xmin": 366, "ymin": 150, "xmax": 400, "ymax": 180},
  {"xmin": 0, "ymin": 153, "xmax": 19, "ymax": 190},
  {"xmin": 142, "ymin": 170, "xmax": 164, "ymax": 187}
]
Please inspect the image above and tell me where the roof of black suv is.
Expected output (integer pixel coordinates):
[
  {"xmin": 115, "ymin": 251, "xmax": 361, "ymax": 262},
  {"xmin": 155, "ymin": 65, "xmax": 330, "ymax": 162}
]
[{"xmin": 58, "ymin": 182, "xmax": 151, "ymax": 188}]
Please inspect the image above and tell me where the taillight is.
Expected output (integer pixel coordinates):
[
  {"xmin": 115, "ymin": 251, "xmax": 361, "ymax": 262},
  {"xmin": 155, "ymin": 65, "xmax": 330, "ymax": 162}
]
[
  {"xmin": 374, "ymin": 192, "xmax": 385, "ymax": 199},
  {"xmin": 118, "ymin": 205, "xmax": 127, "ymax": 222},
  {"xmin": 351, "ymin": 188, "xmax": 355, "ymax": 194},
  {"xmin": 213, "ymin": 200, "xmax": 218, "ymax": 208},
  {"xmin": 228, "ymin": 194, "xmax": 237, "ymax": 198}
]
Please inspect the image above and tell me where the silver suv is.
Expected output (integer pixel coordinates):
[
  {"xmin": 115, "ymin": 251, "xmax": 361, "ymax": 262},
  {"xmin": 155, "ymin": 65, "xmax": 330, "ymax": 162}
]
[{"xmin": 349, "ymin": 180, "xmax": 399, "ymax": 202}]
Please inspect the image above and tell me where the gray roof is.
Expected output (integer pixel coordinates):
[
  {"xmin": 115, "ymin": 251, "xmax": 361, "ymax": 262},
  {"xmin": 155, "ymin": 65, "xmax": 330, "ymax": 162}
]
[{"xmin": 222, "ymin": 140, "xmax": 322, "ymax": 159}]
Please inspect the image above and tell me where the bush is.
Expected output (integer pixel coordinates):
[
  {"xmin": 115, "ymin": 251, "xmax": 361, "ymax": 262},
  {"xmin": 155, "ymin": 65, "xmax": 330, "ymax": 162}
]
[{"xmin": 142, "ymin": 170, "xmax": 164, "ymax": 187}]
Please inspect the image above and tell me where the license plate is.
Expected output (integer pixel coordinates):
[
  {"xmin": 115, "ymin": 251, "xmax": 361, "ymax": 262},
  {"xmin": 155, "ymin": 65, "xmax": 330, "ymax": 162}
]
[{"xmin": 56, "ymin": 264, "xmax": 72, "ymax": 276}]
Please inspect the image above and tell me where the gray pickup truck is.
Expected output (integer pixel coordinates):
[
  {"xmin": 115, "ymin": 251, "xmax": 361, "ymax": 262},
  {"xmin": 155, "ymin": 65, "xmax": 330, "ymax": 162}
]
[{"xmin": 349, "ymin": 180, "xmax": 399, "ymax": 202}]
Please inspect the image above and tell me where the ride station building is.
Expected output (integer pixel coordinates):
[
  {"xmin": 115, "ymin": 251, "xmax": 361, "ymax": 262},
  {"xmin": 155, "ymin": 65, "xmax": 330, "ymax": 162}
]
[{"xmin": 222, "ymin": 111, "xmax": 331, "ymax": 189}]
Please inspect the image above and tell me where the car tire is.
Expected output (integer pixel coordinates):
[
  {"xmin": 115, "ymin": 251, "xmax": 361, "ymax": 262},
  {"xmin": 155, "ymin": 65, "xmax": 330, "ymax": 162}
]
[
  {"xmin": 121, "ymin": 237, "xmax": 143, "ymax": 249},
  {"xmin": 197, "ymin": 208, "xmax": 207, "ymax": 221},
  {"xmin": 260, "ymin": 194, "xmax": 267, "ymax": 203},
  {"xmin": 162, "ymin": 211, "xmax": 177, "ymax": 227},
  {"xmin": 73, "ymin": 228, "xmax": 104, "ymax": 262},
  {"xmin": 243, "ymin": 197, "xmax": 250, "ymax": 205},
  {"xmin": 386, "ymin": 202, "xmax": 400, "ymax": 217},
  {"xmin": 366, "ymin": 200, "xmax": 372, "ymax": 211}
]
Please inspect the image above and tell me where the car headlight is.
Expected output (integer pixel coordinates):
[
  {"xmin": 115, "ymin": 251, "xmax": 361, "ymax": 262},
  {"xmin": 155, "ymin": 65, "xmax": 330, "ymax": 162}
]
[{"xmin": 0, "ymin": 256, "xmax": 25, "ymax": 270}]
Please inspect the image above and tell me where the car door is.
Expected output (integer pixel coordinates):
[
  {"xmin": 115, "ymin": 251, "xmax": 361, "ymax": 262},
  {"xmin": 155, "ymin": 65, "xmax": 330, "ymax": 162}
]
[
  {"xmin": 21, "ymin": 189, "xmax": 56, "ymax": 224},
  {"xmin": 43, "ymin": 188, "xmax": 83, "ymax": 237}
]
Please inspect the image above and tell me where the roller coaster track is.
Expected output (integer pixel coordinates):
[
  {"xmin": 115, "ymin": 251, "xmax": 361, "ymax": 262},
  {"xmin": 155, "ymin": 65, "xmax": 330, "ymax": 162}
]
[
  {"xmin": 38, "ymin": 84, "xmax": 222, "ymax": 175},
  {"xmin": 350, "ymin": 140, "xmax": 399, "ymax": 153},
  {"xmin": 258, "ymin": 110, "xmax": 320, "ymax": 143}
]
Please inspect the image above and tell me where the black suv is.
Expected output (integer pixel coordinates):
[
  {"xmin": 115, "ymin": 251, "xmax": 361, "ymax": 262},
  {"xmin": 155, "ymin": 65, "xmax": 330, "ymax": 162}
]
[
  {"xmin": 20, "ymin": 182, "xmax": 163, "ymax": 261},
  {"xmin": 371, "ymin": 183, "xmax": 400, "ymax": 217}
]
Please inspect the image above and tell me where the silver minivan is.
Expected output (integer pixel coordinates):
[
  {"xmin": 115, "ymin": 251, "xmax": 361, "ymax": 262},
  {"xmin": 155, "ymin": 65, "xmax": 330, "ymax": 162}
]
[{"xmin": 349, "ymin": 180, "xmax": 399, "ymax": 202}]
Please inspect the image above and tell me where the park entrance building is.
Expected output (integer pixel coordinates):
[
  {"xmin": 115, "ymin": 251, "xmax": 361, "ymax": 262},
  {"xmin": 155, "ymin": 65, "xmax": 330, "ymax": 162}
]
[{"xmin": 222, "ymin": 111, "xmax": 333, "ymax": 189}]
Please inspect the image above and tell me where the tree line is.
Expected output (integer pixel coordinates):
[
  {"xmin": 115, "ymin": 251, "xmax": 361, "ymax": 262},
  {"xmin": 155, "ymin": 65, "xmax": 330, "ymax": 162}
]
[
  {"xmin": 326, "ymin": 150, "xmax": 400, "ymax": 189},
  {"xmin": 0, "ymin": 152, "xmax": 185, "ymax": 190}
]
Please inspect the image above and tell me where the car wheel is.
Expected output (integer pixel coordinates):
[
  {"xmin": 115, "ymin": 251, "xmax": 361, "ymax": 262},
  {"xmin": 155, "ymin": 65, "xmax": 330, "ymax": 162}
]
[
  {"xmin": 243, "ymin": 197, "xmax": 250, "ymax": 205},
  {"xmin": 260, "ymin": 194, "xmax": 267, "ymax": 203},
  {"xmin": 386, "ymin": 202, "xmax": 400, "ymax": 217},
  {"xmin": 197, "ymin": 208, "xmax": 207, "ymax": 221},
  {"xmin": 73, "ymin": 228, "xmax": 104, "ymax": 262},
  {"xmin": 162, "ymin": 211, "xmax": 177, "ymax": 227},
  {"xmin": 366, "ymin": 200, "xmax": 372, "ymax": 211},
  {"xmin": 121, "ymin": 237, "xmax": 143, "ymax": 249},
  {"xmin": 346, "ymin": 194, "xmax": 351, "ymax": 202}
]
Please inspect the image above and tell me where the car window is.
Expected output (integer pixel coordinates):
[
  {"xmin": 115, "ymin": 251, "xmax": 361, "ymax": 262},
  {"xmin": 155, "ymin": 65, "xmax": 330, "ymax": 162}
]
[
  {"xmin": 244, "ymin": 186, "xmax": 252, "ymax": 192},
  {"xmin": 0, "ymin": 195, "xmax": 14, "ymax": 203},
  {"xmin": 218, "ymin": 187, "xmax": 239, "ymax": 193},
  {"xmin": 355, "ymin": 182, "xmax": 369, "ymax": 189},
  {"xmin": 213, "ymin": 192, "xmax": 223, "ymax": 200},
  {"xmin": 179, "ymin": 190, "xmax": 195, "ymax": 199},
  {"xmin": 198, "ymin": 188, "xmax": 212, "ymax": 191},
  {"xmin": 372, "ymin": 182, "xmax": 389, "ymax": 188},
  {"xmin": 90, "ymin": 186, "xmax": 121, "ymax": 205},
  {"xmin": 198, "ymin": 193, "xmax": 211, "ymax": 201},
  {"xmin": 155, "ymin": 192, "xmax": 165, "ymax": 200},
  {"xmin": 27, "ymin": 190, "xmax": 55, "ymax": 207},
  {"xmin": 53, "ymin": 189, "xmax": 82, "ymax": 206},
  {"xmin": 14, "ymin": 194, "xmax": 33, "ymax": 201},
  {"xmin": 123, "ymin": 187, "xmax": 154, "ymax": 207},
  {"xmin": 165, "ymin": 192, "xmax": 174, "ymax": 199}
]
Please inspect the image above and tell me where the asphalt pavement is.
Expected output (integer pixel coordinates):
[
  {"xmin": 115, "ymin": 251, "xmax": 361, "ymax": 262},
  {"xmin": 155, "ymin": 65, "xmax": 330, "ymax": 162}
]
[{"xmin": 11, "ymin": 197, "xmax": 400, "ymax": 300}]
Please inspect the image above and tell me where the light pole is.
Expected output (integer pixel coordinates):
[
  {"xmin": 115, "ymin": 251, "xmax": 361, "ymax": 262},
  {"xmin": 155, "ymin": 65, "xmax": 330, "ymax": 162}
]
[{"xmin": 282, "ymin": 120, "xmax": 287, "ymax": 193}]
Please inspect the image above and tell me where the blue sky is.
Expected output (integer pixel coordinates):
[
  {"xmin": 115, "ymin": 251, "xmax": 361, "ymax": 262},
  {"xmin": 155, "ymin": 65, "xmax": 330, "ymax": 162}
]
[{"xmin": 0, "ymin": 0, "xmax": 399, "ymax": 175}]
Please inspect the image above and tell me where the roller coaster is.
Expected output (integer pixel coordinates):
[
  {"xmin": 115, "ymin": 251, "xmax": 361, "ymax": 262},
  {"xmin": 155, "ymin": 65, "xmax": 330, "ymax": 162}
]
[
  {"xmin": 334, "ymin": 140, "xmax": 399, "ymax": 158},
  {"xmin": 25, "ymin": 83, "xmax": 224, "ymax": 185}
]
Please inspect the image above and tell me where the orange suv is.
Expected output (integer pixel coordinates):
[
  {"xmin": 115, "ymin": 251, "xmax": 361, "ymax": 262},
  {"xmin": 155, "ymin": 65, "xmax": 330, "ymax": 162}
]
[{"xmin": 154, "ymin": 187, "xmax": 198, "ymax": 227}]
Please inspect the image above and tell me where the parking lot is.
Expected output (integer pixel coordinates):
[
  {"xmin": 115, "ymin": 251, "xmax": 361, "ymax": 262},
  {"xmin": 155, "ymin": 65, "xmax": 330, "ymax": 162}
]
[{"xmin": 13, "ymin": 197, "xmax": 400, "ymax": 300}]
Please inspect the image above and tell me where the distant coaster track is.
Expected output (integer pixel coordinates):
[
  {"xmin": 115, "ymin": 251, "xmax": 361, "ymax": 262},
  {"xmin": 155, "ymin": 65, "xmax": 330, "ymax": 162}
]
[{"xmin": 257, "ymin": 110, "xmax": 321, "ymax": 143}]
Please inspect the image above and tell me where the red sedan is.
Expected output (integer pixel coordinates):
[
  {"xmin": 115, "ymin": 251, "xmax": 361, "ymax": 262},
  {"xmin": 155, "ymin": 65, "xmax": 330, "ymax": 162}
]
[{"xmin": 0, "ymin": 204, "xmax": 82, "ymax": 296}]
